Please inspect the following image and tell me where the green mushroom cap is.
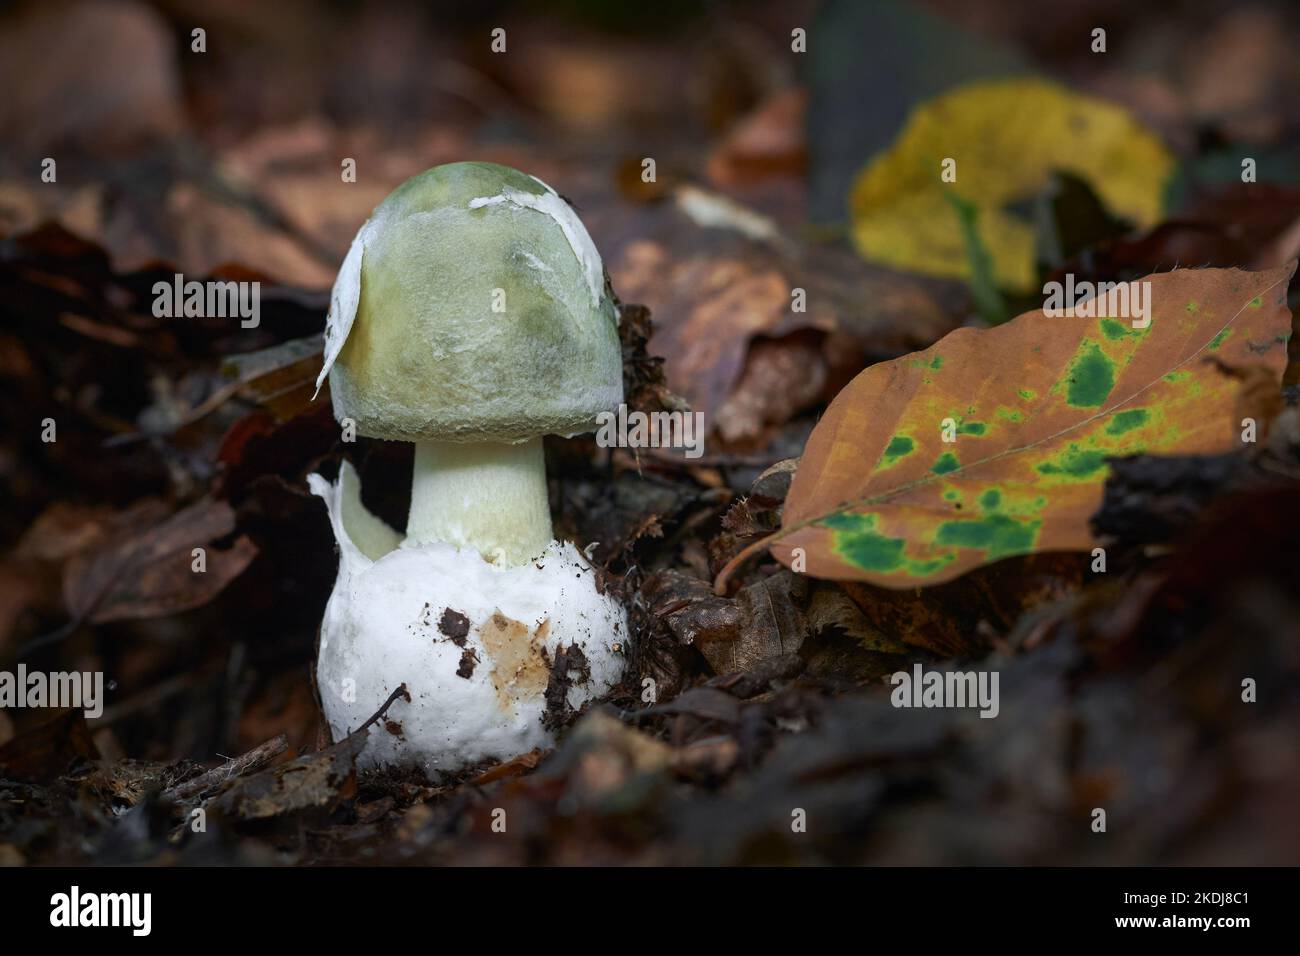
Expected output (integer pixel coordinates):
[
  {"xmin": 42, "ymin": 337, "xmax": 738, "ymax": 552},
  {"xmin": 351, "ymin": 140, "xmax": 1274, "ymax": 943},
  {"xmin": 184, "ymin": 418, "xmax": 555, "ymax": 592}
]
[{"xmin": 322, "ymin": 162, "xmax": 623, "ymax": 443}]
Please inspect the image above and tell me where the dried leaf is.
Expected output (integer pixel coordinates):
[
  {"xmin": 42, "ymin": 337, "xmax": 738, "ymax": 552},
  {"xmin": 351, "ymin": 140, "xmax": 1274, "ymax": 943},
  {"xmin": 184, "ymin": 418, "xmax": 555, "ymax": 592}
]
[
  {"xmin": 715, "ymin": 333, "xmax": 826, "ymax": 442},
  {"xmin": 0, "ymin": 709, "xmax": 99, "ymax": 783},
  {"xmin": 0, "ymin": 0, "xmax": 183, "ymax": 155},
  {"xmin": 696, "ymin": 571, "xmax": 807, "ymax": 675},
  {"xmin": 610, "ymin": 235, "xmax": 956, "ymax": 422},
  {"xmin": 63, "ymin": 499, "xmax": 257, "ymax": 623},
  {"xmin": 216, "ymin": 732, "xmax": 365, "ymax": 821},
  {"xmin": 773, "ymin": 265, "xmax": 1294, "ymax": 587},
  {"xmin": 221, "ymin": 333, "xmax": 329, "ymax": 421},
  {"xmin": 540, "ymin": 711, "xmax": 672, "ymax": 808},
  {"xmin": 707, "ymin": 87, "xmax": 807, "ymax": 186}
]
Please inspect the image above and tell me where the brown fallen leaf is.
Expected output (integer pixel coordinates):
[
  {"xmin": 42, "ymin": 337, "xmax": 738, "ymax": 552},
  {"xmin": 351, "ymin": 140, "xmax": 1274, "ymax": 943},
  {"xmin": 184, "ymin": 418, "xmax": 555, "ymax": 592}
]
[
  {"xmin": 644, "ymin": 567, "xmax": 807, "ymax": 676},
  {"xmin": 165, "ymin": 734, "xmax": 290, "ymax": 802},
  {"xmin": 0, "ymin": 0, "xmax": 183, "ymax": 156},
  {"xmin": 215, "ymin": 731, "xmax": 366, "ymax": 821},
  {"xmin": 164, "ymin": 182, "xmax": 337, "ymax": 289},
  {"xmin": 0, "ymin": 709, "xmax": 99, "ymax": 783},
  {"xmin": 707, "ymin": 87, "xmax": 808, "ymax": 186},
  {"xmin": 640, "ymin": 687, "xmax": 744, "ymax": 725},
  {"xmin": 468, "ymin": 749, "xmax": 546, "ymax": 787},
  {"xmin": 1204, "ymin": 358, "xmax": 1287, "ymax": 444},
  {"xmin": 696, "ymin": 570, "xmax": 807, "ymax": 675},
  {"xmin": 63, "ymin": 498, "xmax": 257, "ymax": 624},
  {"xmin": 213, "ymin": 118, "xmax": 415, "ymax": 262},
  {"xmin": 611, "ymin": 235, "xmax": 958, "ymax": 425},
  {"xmin": 544, "ymin": 711, "xmax": 673, "ymax": 806},
  {"xmin": 720, "ymin": 264, "xmax": 1294, "ymax": 591},
  {"xmin": 715, "ymin": 332, "xmax": 827, "ymax": 444},
  {"xmin": 497, "ymin": 27, "xmax": 694, "ymax": 134},
  {"xmin": 217, "ymin": 685, "xmax": 408, "ymax": 821},
  {"xmin": 0, "ymin": 503, "xmax": 121, "ymax": 652},
  {"xmin": 220, "ymin": 333, "xmax": 331, "ymax": 423},
  {"xmin": 1180, "ymin": 6, "xmax": 1299, "ymax": 143}
]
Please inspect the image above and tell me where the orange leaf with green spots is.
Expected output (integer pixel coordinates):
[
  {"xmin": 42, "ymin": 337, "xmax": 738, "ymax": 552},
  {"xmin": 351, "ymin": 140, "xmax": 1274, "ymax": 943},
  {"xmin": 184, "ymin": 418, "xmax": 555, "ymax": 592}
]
[{"xmin": 770, "ymin": 264, "xmax": 1296, "ymax": 588}]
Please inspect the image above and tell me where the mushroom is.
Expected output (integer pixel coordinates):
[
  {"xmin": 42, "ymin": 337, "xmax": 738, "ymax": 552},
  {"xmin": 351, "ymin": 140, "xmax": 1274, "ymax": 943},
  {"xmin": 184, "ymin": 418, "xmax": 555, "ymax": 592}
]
[{"xmin": 309, "ymin": 162, "xmax": 627, "ymax": 773}]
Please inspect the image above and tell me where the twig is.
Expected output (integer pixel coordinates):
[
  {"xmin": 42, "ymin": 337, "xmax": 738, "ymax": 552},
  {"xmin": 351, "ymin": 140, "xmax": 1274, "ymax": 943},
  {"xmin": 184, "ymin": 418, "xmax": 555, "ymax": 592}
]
[
  {"xmin": 165, "ymin": 733, "xmax": 289, "ymax": 801},
  {"xmin": 354, "ymin": 683, "xmax": 410, "ymax": 736},
  {"xmin": 713, "ymin": 531, "xmax": 780, "ymax": 595}
]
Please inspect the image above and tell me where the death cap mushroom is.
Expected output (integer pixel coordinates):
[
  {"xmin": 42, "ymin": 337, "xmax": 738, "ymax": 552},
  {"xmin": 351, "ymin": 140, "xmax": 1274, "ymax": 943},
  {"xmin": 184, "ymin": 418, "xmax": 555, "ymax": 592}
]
[{"xmin": 318, "ymin": 161, "xmax": 623, "ymax": 443}]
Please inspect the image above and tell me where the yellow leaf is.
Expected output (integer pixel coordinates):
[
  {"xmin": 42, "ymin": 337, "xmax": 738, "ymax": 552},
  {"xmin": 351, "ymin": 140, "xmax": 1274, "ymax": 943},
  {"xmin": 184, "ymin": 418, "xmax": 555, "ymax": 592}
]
[{"xmin": 849, "ymin": 79, "xmax": 1175, "ymax": 291}]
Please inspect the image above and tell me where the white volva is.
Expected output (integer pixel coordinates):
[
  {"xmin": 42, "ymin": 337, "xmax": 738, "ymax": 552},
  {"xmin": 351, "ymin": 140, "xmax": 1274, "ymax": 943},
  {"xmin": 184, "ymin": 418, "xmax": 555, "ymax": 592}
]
[{"xmin": 312, "ymin": 463, "xmax": 626, "ymax": 771}]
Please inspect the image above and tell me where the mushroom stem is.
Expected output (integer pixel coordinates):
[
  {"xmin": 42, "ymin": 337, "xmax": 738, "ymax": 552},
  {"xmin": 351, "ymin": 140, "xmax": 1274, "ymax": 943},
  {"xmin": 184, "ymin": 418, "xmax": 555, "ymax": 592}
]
[{"xmin": 405, "ymin": 437, "xmax": 553, "ymax": 565}]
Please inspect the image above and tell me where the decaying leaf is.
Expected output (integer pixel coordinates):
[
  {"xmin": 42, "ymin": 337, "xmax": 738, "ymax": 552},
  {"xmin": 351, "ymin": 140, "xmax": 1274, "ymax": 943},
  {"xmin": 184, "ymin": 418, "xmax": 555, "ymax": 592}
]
[
  {"xmin": 216, "ymin": 731, "xmax": 365, "ymax": 821},
  {"xmin": 0, "ymin": 709, "xmax": 99, "ymax": 783},
  {"xmin": 539, "ymin": 710, "xmax": 673, "ymax": 809},
  {"xmin": 1091, "ymin": 407, "xmax": 1300, "ymax": 550},
  {"xmin": 63, "ymin": 498, "xmax": 258, "ymax": 623},
  {"xmin": 769, "ymin": 264, "xmax": 1294, "ymax": 587},
  {"xmin": 0, "ymin": 0, "xmax": 183, "ymax": 155},
  {"xmin": 610, "ymin": 233, "xmax": 958, "ymax": 423},
  {"xmin": 706, "ymin": 87, "xmax": 807, "ymax": 186},
  {"xmin": 647, "ymin": 568, "xmax": 808, "ymax": 676},
  {"xmin": 849, "ymin": 78, "xmax": 1175, "ymax": 291},
  {"xmin": 221, "ymin": 332, "xmax": 330, "ymax": 422}
]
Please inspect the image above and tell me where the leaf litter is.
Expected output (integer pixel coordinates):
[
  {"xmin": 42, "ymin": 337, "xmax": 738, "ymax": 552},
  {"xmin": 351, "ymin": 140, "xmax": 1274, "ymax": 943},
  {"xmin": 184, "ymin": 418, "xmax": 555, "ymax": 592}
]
[{"xmin": 2, "ymin": 0, "xmax": 1300, "ymax": 868}]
